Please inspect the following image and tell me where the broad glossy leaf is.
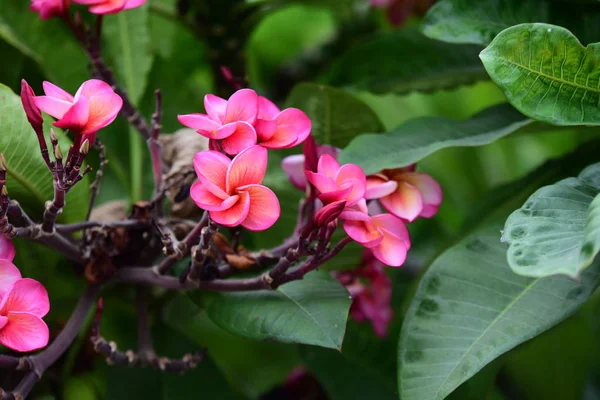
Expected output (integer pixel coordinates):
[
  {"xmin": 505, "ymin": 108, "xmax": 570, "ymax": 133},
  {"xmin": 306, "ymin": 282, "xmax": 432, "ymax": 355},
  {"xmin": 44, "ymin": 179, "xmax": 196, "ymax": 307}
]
[
  {"xmin": 163, "ymin": 294, "xmax": 300, "ymax": 399},
  {"xmin": 504, "ymin": 163, "xmax": 600, "ymax": 278},
  {"xmin": 193, "ymin": 271, "xmax": 351, "ymax": 349},
  {"xmin": 480, "ymin": 23, "xmax": 600, "ymax": 126},
  {"xmin": 0, "ymin": 3, "xmax": 88, "ymax": 91},
  {"xmin": 339, "ymin": 103, "xmax": 532, "ymax": 175},
  {"xmin": 103, "ymin": 4, "xmax": 154, "ymax": 105},
  {"xmin": 328, "ymin": 28, "xmax": 488, "ymax": 94},
  {"xmin": 422, "ymin": 0, "xmax": 600, "ymax": 47},
  {"xmin": 0, "ymin": 84, "xmax": 88, "ymax": 222},
  {"xmin": 398, "ymin": 221, "xmax": 600, "ymax": 400},
  {"xmin": 285, "ymin": 83, "xmax": 384, "ymax": 147}
]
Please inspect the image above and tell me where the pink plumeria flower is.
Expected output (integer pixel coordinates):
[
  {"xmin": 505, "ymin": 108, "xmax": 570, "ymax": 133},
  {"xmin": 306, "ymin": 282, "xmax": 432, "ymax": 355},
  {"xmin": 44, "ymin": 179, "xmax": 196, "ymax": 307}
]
[
  {"xmin": 335, "ymin": 250, "xmax": 393, "ymax": 337},
  {"xmin": 254, "ymin": 96, "xmax": 311, "ymax": 149},
  {"xmin": 0, "ymin": 237, "xmax": 15, "ymax": 263},
  {"xmin": 0, "ymin": 263, "xmax": 50, "ymax": 352},
  {"xmin": 178, "ymin": 89, "xmax": 259, "ymax": 156},
  {"xmin": 30, "ymin": 0, "xmax": 67, "ymax": 19},
  {"xmin": 305, "ymin": 154, "xmax": 366, "ymax": 206},
  {"xmin": 191, "ymin": 146, "xmax": 280, "ymax": 231},
  {"xmin": 342, "ymin": 200, "xmax": 410, "ymax": 267},
  {"xmin": 281, "ymin": 145, "xmax": 340, "ymax": 191},
  {"xmin": 34, "ymin": 79, "xmax": 123, "ymax": 146},
  {"xmin": 365, "ymin": 166, "xmax": 442, "ymax": 222},
  {"xmin": 72, "ymin": 0, "xmax": 146, "ymax": 14}
]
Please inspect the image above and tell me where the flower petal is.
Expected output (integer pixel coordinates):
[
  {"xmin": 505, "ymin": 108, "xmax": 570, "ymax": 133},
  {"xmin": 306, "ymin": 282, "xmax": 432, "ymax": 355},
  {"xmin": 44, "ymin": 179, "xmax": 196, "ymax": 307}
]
[
  {"xmin": 220, "ymin": 122, "xmax": 257, "ymax": 155},
  {"xmin": 34, "ymin": 96, "xmax": 73, "ymax": 120},
  {"xmin": 365, "ymin": 175, "xmax": 397, "ymax": 199},
  {"xmin": 54, "ymin": 94, "xmax": 90, "ymax": 132},
  {"xmin": 257, "ymin": 96, "xmax": 280, "ymax": 120},
  {"xmin": 379, "ymin": 182, "xmax": 423, "ymax": 222},
  {"xmin": 0, "ymin": 312, "xmax": 49, "ymax": 352},
  {"xmin": 317, "ymin": 154, "xmax": 341, "ymax": 179},
  {"xmin": 238, "ymin": 184, "xmax": 280, "ymax": 231},
  {"xmin": 319, "ymin": 186, "xmax": 353, "ymax": 205},
  {"xmin": 371, "ymin": 231, "xmax": 409, "ymax": 267},
  {"xmin": 0, "ymin": 279, "xmax": 50, "ymax": 318},
  {"xmin": 0, "ymin": 261, "xmax": 21, "ymax": 299},
  {"xmin": 255, "ymin": 119, "xmax": 278, "ymax": 142},
  {"xmin": 0, "ymin": 237, "xmax": 16, "ymax": 262},
  {"xmin": 193, "ymin": 151, "xmax": 230, "ymax": 192},
  {"xmin": 281, "ymin": 155, "xmax": 307, "ymax": 191},
  {"xmin": 178, "ymin": 113, "xmax": 221, "ymax": 133},
  {"xmin": 204, "ymin": 94, "xmax": 227, "ymax": 123},
  {"xmin": 224, "ymin": 89, "xmax": 258, "ymax": 124},
  {"xmin": 372, "ymin": 214, "xmax": 411, "ymax": 249},
  {"xmin": 226, "ymin": 145, "xmax": 267, "ymax": 191},
  {"xmin": 124, "ymin": 0, "xmax": 147, "ymax": 9},
  {"xmin": 190, "ymin": 182, "xmax": 236, "ymax": 211},
  {"xmin": 343, "ymin": 219, "xmax": 383, "ymax": 248},
  {"xmin": 305, "ymin": 171, "xmax": 337, "ymax": 194},
  {"xmin": 210, "ymin": 192, "xmax": 250, "ymax": 227},
  {"xmin": 402, "ymin": 172, "xmax": 442, "ymax": 218},
  {"xmin": 81, "ymin": 91, "xmax": 123, "ymax": 135},
  {"xmin": 88, "ymin": 0, "xmax": 127, "ymax": 14},
  {"xmin": 42, "ymin": 81, "xmax": 74, "ymax": 102},
  {"xmin": 276, "ymin": 108, "xmax": 311, "ymax": 148}
]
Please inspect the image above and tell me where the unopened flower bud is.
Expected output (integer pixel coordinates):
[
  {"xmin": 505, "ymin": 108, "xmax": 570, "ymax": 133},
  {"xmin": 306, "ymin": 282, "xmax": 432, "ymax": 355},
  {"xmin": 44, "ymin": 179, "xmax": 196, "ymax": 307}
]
[
  {"xmin": 49, "ymin": 128, "xmax": 58, "ymax": 143},
  {"xmin": 54, "ymin": 145, "xmax": 63, "ymax": 160},
  {"xmin": 79, "ymin": 139, "xmax": 90, "ymax": 155},
  {"xmin": 1, "ymin": 186, "xmax": 8, "ymax": 196},
  {"xmin": 0, "ymin": 154, "xmax": 7, "ymax": 172},
  {"xmin": 314, "ymin": 200, "xmax": 346, "ymax": 227}
]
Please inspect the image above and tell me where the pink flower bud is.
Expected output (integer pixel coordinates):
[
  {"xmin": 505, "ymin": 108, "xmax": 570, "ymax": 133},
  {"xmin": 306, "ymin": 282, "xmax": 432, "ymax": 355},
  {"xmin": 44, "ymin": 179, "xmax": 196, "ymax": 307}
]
[
  {"xmin": 72, "ymin": 0, "xmax": 146, "ymax": 14},
  {"xmin": 314, "ymin": 200, "xmax": 346, "ymax": 227},
  {"xmin": 20, "ymin": 80, "xmax": 44, "ymax": 138},
  {"xmin": 30, "ymin": 0, "xmax": 68, "ymax": 20}
]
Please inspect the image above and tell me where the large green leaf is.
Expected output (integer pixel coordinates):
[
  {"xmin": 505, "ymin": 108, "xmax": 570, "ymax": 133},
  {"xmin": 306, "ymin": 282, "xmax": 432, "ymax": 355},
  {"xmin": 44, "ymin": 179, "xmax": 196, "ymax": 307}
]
[
  {"xmin": 480, "ymin": 23, "xmax": 600, "ymax": 126},
  {"xmin": 0, "ymin": 3, "xmax": 88, "ymax": 91},
  {"xmin": 327, "ymin": 28, "xmax": 488, "ymax": 94},
  {"xmin": 0, "ymin": 84, "xmax": 88, "ymax": 222},
  {"xmin": 504, "ymin": 163, "xmax": 600, "ymax": 279},
  {"xmin": 398, "ymin": 221, "xmax": 600, "ymax": 400},
  {"xmin": 339, "ymin": 103, "xmax": 533, "ymax": 175},
  {"xmin": 192, "ymin": 270, "xmax": 351, "ymax": 349},
  {"xmin": 285, "ymin": 83, "xmax": 384, "ymax": 147},
  {"xmin": 422, "ymin": 0, "xmax": 600, "ymax": 46}
]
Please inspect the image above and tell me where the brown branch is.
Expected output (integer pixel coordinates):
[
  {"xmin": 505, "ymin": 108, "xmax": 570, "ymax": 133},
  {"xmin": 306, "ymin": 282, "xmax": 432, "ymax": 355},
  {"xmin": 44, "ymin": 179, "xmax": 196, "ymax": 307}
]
[{"xmin": 86, "ymin": 139, "xmax": 108, "ymax": 222}]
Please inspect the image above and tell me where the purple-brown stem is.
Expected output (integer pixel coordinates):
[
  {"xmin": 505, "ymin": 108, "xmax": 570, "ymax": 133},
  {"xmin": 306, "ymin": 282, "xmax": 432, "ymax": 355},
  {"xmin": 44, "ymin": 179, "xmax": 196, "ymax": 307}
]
[{"xmin": 156, "ymin": 212, "xmax": 209, "ymax": 274}]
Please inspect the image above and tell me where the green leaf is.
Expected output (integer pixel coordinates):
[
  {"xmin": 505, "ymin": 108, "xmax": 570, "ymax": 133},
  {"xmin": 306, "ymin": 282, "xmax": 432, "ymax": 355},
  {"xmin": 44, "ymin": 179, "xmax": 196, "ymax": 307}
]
[
  {"xmin": 193, "ymin": 270, "xmax": 351, "ymax": 349},
  {"xmin": 339, "ymin": 103, "xmax": 532, "ymax": 175},
  {"xmin": 285, "ymin": 83, "xmax": 384, "ymax": 147},
  {"xmin": 0, "ymin": 84, "xmax": 88, "ymax": 222},
  {"xmin": 0, "ymin": 3, "xmax": 88, "ymax": 90},
  {"xmin": 504, "ymin": 163, "xmax": 600, "ymax": 279},
  {"xmin": 398, "ymin": 221, "xmax": 600, "ymax": 400},
  {"xmin": 328, "ymin": 28, "xmax": 488, "ymax": 95},
  {"xmin": 480, "ymin": 23, "xmax": 600, "ymax": 126},
  {"xmin": 422, "ymin": 0, "xmax": 600, "ymax": 46}
]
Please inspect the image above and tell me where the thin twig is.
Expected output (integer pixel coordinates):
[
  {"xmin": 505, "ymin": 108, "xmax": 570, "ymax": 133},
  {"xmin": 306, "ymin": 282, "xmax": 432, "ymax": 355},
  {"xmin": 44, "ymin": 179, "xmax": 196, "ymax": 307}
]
[{"xmin": 86, "ymin": 140, "xmax": 108, "ymax": 222}]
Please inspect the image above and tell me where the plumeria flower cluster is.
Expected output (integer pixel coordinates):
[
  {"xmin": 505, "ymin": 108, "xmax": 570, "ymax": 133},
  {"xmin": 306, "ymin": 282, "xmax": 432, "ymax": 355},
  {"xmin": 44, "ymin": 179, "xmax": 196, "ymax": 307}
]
[
  {"xmin": 30, "ymin": 0, "xmax": 147, "ymax": 20},
  {"xmin": 282, "ymin": 145, "xmax": 442, "ymax": 267},
  {"xmin": 0, "ymin": 237, "xmax": 50, "ymax": 352}
]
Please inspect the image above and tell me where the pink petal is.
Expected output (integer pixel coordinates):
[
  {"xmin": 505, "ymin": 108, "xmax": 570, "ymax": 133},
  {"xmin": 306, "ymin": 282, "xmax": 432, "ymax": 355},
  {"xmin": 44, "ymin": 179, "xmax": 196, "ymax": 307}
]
[
  {"xmin": 365, "ymin": 175, "xmax": 397, "ymax": 199},
  {"xmin": 343, "ymin": 219, "xmax": 383, "ymax": 248},
  {"xmin": 88, "ymin": 0, "xmax": 127, "ymax": 14},
  {"xmin": 81, "ymin": 90, "xmax": 123, "ymax": 135},
  {"xmin": 319, "ymin": 186, "xmax": 353, "ymax": 204},
  {"xmin": 371, "ymin": 232, "xmax": 409, "ymax": 267},
  {"xmin": 220, "ymin": 122, "xmax": 257, "ymax": 155},
  {"xmin": 305, "ymin": 171, "xmax": 338, "ymax": 194},
  {"xmin": 190, "ymin": 182, "xmax": 236, "ymax": 211},
  {"xmin": 317, "ymin": 145, "xmax": 341, "ymax": 159},
  {"xmin": 315, "ymin": 200, "xmax": 346, "ymax": 226},
  {"xmin": 54, "ymin": 94, "xmax": 90, "ymax": 132},
  {"xmin": 255, "ymin": 119, "xmax": 278, "ymax": 142},
  {"xmin": 34, "ymin": 96, "xmax": 73, "ymax": 120},
  {"xmin": 372, "ymin": 214, "xmax": 410, "ymax": 249},
  {"xmin": 124, "ymin": 0, "xmax": 147, "ymax": 9},
  {"xmin": 281, "ymin": 155, "xmax": 307, "ymax": 191},
  {"xmin": 257, "ymin": 96, "xmax": 280, "ymax": 120},
  {"xmin": 0, "ymin": 315, "xmax": 6, "ymax": 330},
  {"xmin": 226, "ymin": 145, "xmax": 267, "ymax": 191},
  {"xmin": 210, "ymin": 192, "xmax": 250, "ymax": 227},
  {"xmin": 276, "ymin": 108, "xmax": 311, "ymax": 148},
  {"xmin": 213, "ymin": 123, "xmax": 238, "ymax": 140},
  {"xmin": 0, "ymin": 312, "xmax": 49, "ymax": 352},
  {"xmin": 193, "ymin": 151, "xmax": 230, "ymax": 193},
  {"xmin": 42, "ymin": 81, "xmax": 74, "ymax": 102},
  {"xmin": 238, "ymin": 184, "xmax": 280, "ymax": 231},
  {"xmin": 379, "ymin": 182, "xmax": 423, "ymax": 222},
  {"xmin": 224, "ymin": 89, "xmax": 258, "ymax": 124},
  {"xmin": 178, "ymin": 114, "xmax": 221, "ymax": 134},
  {"xmin": 204, "ymin": 94, "xmax": 227, "ymax": 123},
  {"xmin": 402, "ymin": 173, "xmax": 442, "ymax": 218},
  {"xmin": 0, "ymin": 279, "xmax": 50, "ymax": 318},
  {"xmin": 318, "ymin": 154, "xmax": 341, "ymax": 179},
  {"xmin": 0, "ymin": 237, "xmax": 16, "ymax": 262},
  {"xmin": 0, "ymin": 261, "xmax": 21, "ymax": 299}
]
